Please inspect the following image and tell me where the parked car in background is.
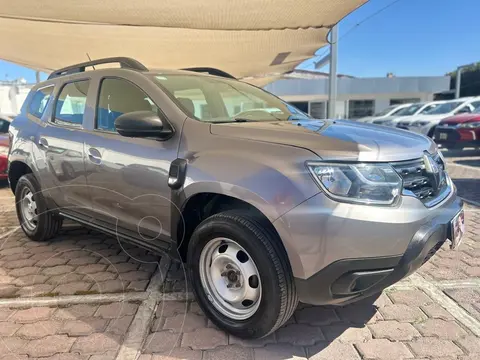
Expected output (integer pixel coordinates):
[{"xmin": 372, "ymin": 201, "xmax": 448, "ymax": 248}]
[
  {"xmin": 404, "ymin": 98, "xmax": 480, "ymax": 137},
  {"xmin": 0, "ymin": 134, "xmax": 9, "ymax": 180},
  {"xmin": 373, "ymin": 101, "xmax": 445, "ymax": 127},
  {"xmin": 435, "ymin": 106, "xmax": 480, "ymax": 149},
  {"xmin": 0, "ymin": 115, "xmax": 12, "ymax": 134},
  {"xmin": 8, "ymin": 57, "xmax": 464, "ymax": 339},
  {"xmin": 357, "ymin": 103, "xmax": 411, "ymax": 123}
]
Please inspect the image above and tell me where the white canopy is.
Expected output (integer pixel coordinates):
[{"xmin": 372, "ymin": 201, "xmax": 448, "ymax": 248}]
[{"xmin": 0, "ymin": 0, "xmax": 366, "ymax": 82}]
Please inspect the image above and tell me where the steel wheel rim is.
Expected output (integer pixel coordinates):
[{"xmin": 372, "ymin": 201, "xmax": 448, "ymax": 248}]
[
  {"xmin": 199, "ymin": 237, "xmax": 262, "ymax": 320},
  {"xmin": 20, "ymin": 188, "xmax": 38, "ymax": 231}
]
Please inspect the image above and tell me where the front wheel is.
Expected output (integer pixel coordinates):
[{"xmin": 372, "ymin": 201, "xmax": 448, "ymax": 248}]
[{"xmin": 187, "ymin": 210, "xmax": 298, "ymax": 339}]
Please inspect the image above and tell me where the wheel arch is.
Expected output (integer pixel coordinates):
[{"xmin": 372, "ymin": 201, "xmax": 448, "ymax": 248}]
[{"xmin": 8, "ymin": 160, "xmax": 33, "ymax": 194}]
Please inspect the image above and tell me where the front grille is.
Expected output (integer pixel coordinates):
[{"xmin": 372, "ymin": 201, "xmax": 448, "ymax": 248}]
[{"xmin": 391, "ymin": 153, "xmax": 449, "ymax": 207}]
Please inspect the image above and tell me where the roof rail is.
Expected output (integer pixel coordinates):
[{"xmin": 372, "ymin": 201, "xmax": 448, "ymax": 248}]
[
  {"xmin": 182, "ymin": 67, "xmax": 236, "ymax": 79},
  {"xmin": 48, "ymin": 57, "xmax": 148, "ymax": 80}
]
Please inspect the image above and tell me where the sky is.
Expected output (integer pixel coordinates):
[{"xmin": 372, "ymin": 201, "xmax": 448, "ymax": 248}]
[{"xmin": 0, "ymin": 0, "xmax": 479, "ymax": 82}]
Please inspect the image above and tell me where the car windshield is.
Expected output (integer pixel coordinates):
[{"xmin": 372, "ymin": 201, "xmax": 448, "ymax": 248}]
[
  {"xmin": 395, "ymin": 104, "xmax": 423, "ymax": 116},
  {"xmin": 152, "ymin": 74, "xmax": 310, "ymax": 122},
  {"xmin": 424, "ymin": 101, "xmax": 463, "ymax": 115},
  {"xmin": 374, "ymin": 106, "xmax": 396, "ymax": 117}
]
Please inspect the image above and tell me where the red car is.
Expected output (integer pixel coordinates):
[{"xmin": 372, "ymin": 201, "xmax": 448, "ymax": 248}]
[
  {"xmin": 0, "ymin": 134, "xmax": 8, "ymax": 180},
  {"xmin": 435, "ymin": 111, "xmax": 480, "ymax": 149}
]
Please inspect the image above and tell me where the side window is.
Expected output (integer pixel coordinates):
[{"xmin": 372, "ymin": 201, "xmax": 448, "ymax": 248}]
[
  {"xmin": 96, "ymin": 78, "xmax": 157, "ymax": 132},
  {"xmin": 54, "ymin": 80, "xmax": 90, "ymax": 127},
  {"xmin": 28, "ymin": 86, "xmax": 53, "ymax": 119},
  {"xmin": 0, "ymin": 119, "xmax": 9, "ymax": 133}
]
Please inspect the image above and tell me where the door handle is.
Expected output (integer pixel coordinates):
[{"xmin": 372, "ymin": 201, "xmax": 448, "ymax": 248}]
[
  {"xmin": 38, "ymin": 137, "xmax": 49, "ymax": 150},
  {"xmin": 87, "ymin": 147, "xmax": 102, "ymax": 164}
]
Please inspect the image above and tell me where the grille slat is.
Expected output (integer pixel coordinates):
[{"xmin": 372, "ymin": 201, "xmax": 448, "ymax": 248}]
[{"xmin": 392, "ymin": 154, "xmax": 449, "ymax": 207}]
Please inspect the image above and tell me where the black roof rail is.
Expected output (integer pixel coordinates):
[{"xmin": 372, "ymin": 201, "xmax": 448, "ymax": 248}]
[
  {"xmin": 182, "ymin": 67, "xmax": 236, "ymax": 79},
  {"xmin": 48, "ymin": 57, "xmax": 148, "ymax": 80}
]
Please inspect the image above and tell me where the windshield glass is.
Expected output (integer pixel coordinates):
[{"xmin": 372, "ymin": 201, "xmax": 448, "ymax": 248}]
[
  {"xmin": 395, "ymin": 104, "xmax": 423, "ymax": 116},
  {"xmin": 152, "ymin": 74, "xmax": 310, "ymax": 122},
  {"xmin": 374, "ymin": 106, "xmax": 396, "ymax": 117},
  {"xmin": 424, "ymin": 101, "xmax": 463, "ymax": 115}
]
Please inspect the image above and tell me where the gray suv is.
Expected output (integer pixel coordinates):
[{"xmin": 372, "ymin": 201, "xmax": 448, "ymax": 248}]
[{"xmin": 8, "ymin": 57, "xmax": 464, "ymax": 339}]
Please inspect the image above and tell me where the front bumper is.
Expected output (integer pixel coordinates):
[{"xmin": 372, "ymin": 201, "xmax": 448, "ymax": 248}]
[
  {"xmin": 435, "ymin": 127, "xmax": 480, "ymax": 147},
  {"xmin": 274, "ymin": 185, "xmax": 463, "ymax": 306}
]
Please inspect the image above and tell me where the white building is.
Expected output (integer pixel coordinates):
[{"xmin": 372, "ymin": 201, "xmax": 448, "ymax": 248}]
[
  {"xmin": 264, "ymin": 73, "xmax": 451, "ymax": 119},
  {"xmin": 0, "ymin": 81, "xmax": 33, "ymax": 116}
]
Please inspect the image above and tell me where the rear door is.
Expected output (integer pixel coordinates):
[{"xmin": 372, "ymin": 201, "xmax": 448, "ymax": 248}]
[
  {"xmin": 82, "ymin": 74, "xmax": 180, "ymax": 250},
  {"xmin": 34, "ymin": 79, "xmax": 92, "ymax": 213}
]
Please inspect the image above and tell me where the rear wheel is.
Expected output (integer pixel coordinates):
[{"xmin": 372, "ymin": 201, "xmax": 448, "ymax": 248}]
[
  {"xmin": 187, "ymin": 210, "xmax": 298, "ymax": 339},
  {"xmin": 15, "ymin": 174, "xmax": 62, "ymax": 241}
]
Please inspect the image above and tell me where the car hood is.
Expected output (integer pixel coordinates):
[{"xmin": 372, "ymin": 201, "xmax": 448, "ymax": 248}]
[
  {"xmin": 210, "ymin": 119, "xmax": 436, "ymax": 162},
  {"xmin": 440, "ymin": 113, "xmax": 480, "ymax": 125}
]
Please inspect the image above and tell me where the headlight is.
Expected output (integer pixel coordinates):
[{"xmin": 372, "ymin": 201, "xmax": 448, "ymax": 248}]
[
  {"xmin": 458, "ymin": 122, "xmax": 480, "ymax": 128},
  {"xmin": 412, "ymin": 121, "xmax": 429, "ymax": 127},
  {"xmin": 307, "ymin": 162, "xmax": 402, "ymax": 205}
]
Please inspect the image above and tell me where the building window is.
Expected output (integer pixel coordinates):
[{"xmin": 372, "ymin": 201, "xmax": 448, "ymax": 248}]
[
  {"xmin": 390, "ymin": 98, "xmax": 420, "ymax": 105},
  {"xmin": 309, "ymin": 101, "xmax": 327, "ymax": 119},
  {"xmin": 348, "ymin": 100, "xmax": 375, "ymax": 119}
]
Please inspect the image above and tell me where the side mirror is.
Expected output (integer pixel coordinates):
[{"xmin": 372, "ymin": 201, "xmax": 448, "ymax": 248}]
[{"xmin": 115, "ymin": 111, "xmax": 172, "ymax": 139}]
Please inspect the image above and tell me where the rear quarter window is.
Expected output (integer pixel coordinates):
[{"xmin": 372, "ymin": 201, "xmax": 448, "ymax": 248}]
[{"xmin": 28, "ymin": 86, "xmax": 54, "ymax": 119}]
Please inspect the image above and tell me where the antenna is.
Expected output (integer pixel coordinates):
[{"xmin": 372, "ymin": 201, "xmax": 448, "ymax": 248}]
[{"xmin": 86, "ymin": 53, "xmax": 95, "ymax": 70}]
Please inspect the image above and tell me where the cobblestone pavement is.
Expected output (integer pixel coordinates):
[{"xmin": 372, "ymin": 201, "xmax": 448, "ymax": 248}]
[{"xmin": 0, "ymin": 151, "xmax": 478, "ymax": 359}]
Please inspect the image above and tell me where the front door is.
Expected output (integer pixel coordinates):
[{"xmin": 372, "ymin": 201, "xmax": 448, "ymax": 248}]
[
  {"xmin": 35, "ymin": 80, "xmax": 91, "ymax": 213},
  {"xmin": 83, "ymin": 77, "xmax": 179, "ymax": 250}
]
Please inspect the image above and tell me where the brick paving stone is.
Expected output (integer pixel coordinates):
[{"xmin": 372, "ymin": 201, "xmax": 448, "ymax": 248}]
[
  {"xmin": 181, "ymin": 327, "xmax": 228, "ymax": 350},
  {"xmin": 420, "ymin": 303, "xmax": 455, "ymax": 320},
  {"xmin": 387, "ymin": 290, "xmax": 433, "ymax": 306},
  {"xmin": 17, "ymin": 320, "xmax": 62, "ymax": 338},
  {"xmin": 356, "ymin": 339, "xmax": 413, "ymax": 360},
  {"xmin": 204, "ymin": 345, "xmax": 253, "ymax": 360},
  {"xmin": 11, "ymin": 307, "xmax": 55, "ymax": 323},
  {"xmin": 91, "ymin": 279, "xmax": 127, "ymax": 293},
  {"xmin": 148, "ymin": 348, "xmax": 203, "ymax": 360},
  {"xmin": 71, "ymin": 333, "xmax": 121, "ymax": 354},
  {"xmin": 321, "ymin": 324, "xmax": 372, "ymax": 343},
  {"xmin": 336, "ymin": 303, "xmax": 383, "ymax": 324},
  {"xmin": 0, "ymin": 321, "xmax": 21, "ymax": 336},
  {"xmin": 295, "ymin": 306, "xmax": 340, "ymax": 326},
  {"xmin": 455, "ymin": 335, "xmax": 480, "ymax": 354},
  {"xmin": 98, "ymin": 255, "xmax": 129, "ymax": 264},
  {"xmin": 307, "ymin": 342, "xmax": 360, "ymax": 360},
  {"xmin": 13, "ymin": 274, "xmax": 49, "ymax": 286},
  {"xmin": 42, "ymin": 265, "xmax": 75, "ymax": 276},
  {"xmin": 144, "ymin": 331, "xmax": 182, "ymax": 353},
  {"xmin": 54, "ymin": 281, "xmax": 92, "ymax": 295},
  {"xmin": 0, "ymin": 284, "xmax": 18, "ymax": 297},
  {"xmin": 378, "ymin": 304, "xmax": 427, "ymax": 322},
  {"xmin": 47, "ymin": 273, "xmax": 85, "ymax": 285},
  {"xmin": 30, "ymin": 354, "xmax": 88, "ymax": 360},
  {"xmin": 163, "ymin": 313, "xmax": 207, "ymax": 333},
  {"xmin": 119, "ymin": 270, "xmax": 151, "ymax": 281},
  {"xmin": 229, "ymin": 333, "xmax": 276, "ymax": 348},
  {"xmin": 107, "ymin": 262, "xmax": 139, "ymax": 273},
  {"xmin": 37, "ymin": 257, "xmax": 69, "ymax": 267},
  {"xmin": 60, "ymin": 318, "xmax": 109, "ymax": 336},
  {"xmin": 444, "ymin": 288, "xmax": 480, "ymax": 304},
  {"xmin": 67, "ymin": 257, "xmax": 100, "ymax": 266},
  {"xmin": 95, "ymin": 302, "xmax": 139, "ymax": 319},
  {"xmin": 368, "ymin": 321, "xmax": 420, "ymax": 341},
  {"xmin": 76, "ymin": 264, "xmax": 108, "ymax": 274},
  {"xmin": 0, "ymin": 336, "xmax": 28, "ymax": 354},
  {"xmin": 414, "ymin": 318, "xmax": 468, "ymax": 339},
  {"xmin": 127, "ymin": 279, "xmax": 150, "ymax": 291},
  {"xmin": 106, "ymin": 315, "xmax": 133, "ymax": 335},
  {"xmin": 0, "ymin": 307, "xmax": 16, "ymax": 320},
  {"xmin": 8, "ymin": 266, "xmax": 42, "ymax": 277},
  {"xmin": 276, "ymin": 323, "xmax": 325, "ymax": 346},
  {"xmin": 254, "ymin": 344, "xmax": 307, "ymax": 360},
  {"xmin": 25, "ymin": 335, "xmax": 76, "ymax": 357},
  {"xmin": 88, "ymin": 351, "xmax": 117, "ymax": 360},
  {"xmin": 156, "ymin": 301, "xmax": 189, "ymax": 318},
  {"xmin": 2, "ymin": 258, "xmax": 36, "ymax": 269},
  {"xmin": 17, "ymin": 283, "xmax": 55, "ymax": 297},
  {"xmin": 86, "ymin": 271, "xmax": 117, "ymax": 282},
  {"xmin": 408, "ymin": 338, "xmax": 464, "ymax": 358},
  {"xmin": 54, "ymin": 304, "xmax": 98, "ymax": 319}
]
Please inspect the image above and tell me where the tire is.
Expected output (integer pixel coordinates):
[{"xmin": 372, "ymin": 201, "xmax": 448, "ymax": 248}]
[
  {"xmin": 187, "ymin": 210, "xmax": 298, "ymax": 339},
  {"xmin": 15, "ymin": 173, "xmax": 63, "ymax": 242}
]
